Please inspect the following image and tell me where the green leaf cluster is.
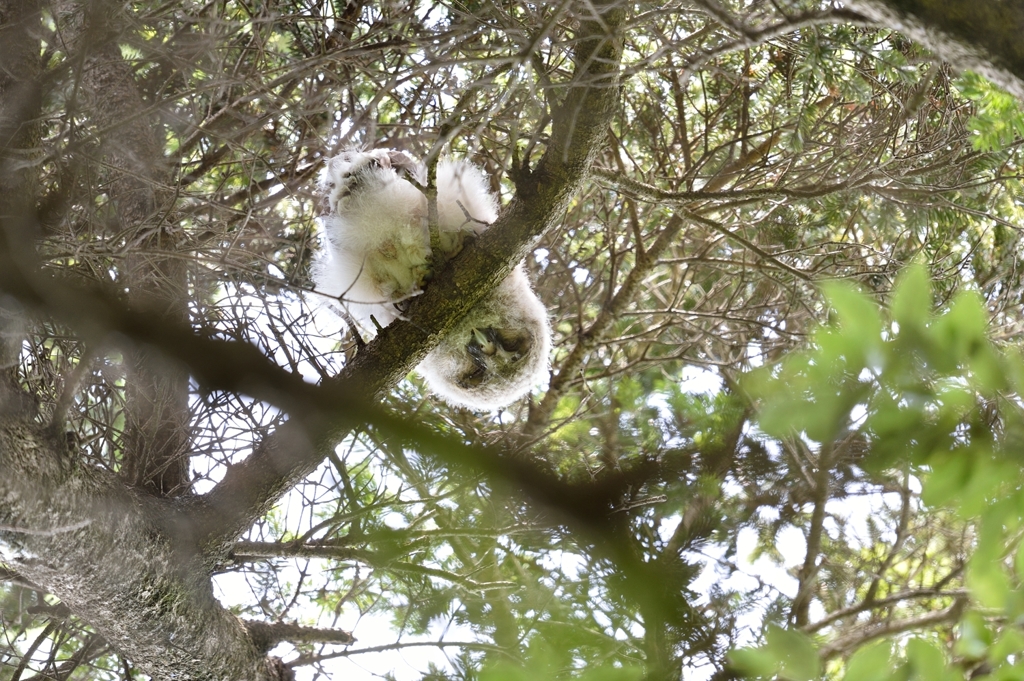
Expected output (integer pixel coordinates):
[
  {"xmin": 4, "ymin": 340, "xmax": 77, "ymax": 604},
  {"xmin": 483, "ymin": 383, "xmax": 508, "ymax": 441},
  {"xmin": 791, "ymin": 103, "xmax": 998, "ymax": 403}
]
[{"xmin": 740, "ymin": 265, "xmax": 1024, "ymax": 679}]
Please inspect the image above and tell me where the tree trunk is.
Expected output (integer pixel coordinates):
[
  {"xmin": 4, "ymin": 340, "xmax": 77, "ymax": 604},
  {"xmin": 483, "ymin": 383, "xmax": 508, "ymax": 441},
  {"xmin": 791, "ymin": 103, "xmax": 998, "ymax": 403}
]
[
  {"xmin": 0, "ymin": 422, "xmax": 288, "ymax": 681},
  {"xmin": 54, "ymin": 0, "xmax": 192, "ymax": 496},
  {"xmin": 0, "ymin": 0, "xmax": 40, "ymax": 413}
]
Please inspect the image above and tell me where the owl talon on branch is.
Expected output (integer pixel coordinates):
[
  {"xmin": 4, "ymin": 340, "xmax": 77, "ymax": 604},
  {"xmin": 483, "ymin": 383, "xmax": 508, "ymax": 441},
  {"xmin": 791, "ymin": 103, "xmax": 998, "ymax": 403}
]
[{"xmin": 313, "ymin": 148, "xmax": 551, "ymax": 410}]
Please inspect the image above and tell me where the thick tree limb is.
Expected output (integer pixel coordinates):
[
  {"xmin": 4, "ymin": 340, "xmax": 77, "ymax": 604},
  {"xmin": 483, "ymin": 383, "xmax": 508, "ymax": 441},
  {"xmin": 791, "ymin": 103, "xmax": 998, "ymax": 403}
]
[
  {"xmin": 244, "ymin": 620, "xmax": 355, "ymax": 648},
  {"xmin": 0, "ymin": 0, "xmax": 40, "ymax": 414},
  {"xmin": 54, "ymin": 0, "xmax": 192, "ymax": 497},
  {"xmin": 0, "ymin": 422, "xmax": 289, "ymax": 681},
  {"xmin": 847, "ymin": 0, "xmax": 1024, "ymax": 100}
]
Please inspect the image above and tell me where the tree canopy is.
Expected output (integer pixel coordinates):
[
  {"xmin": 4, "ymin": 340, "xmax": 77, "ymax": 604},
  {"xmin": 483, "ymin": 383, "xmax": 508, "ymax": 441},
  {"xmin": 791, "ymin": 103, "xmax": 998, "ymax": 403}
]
[{"xmin": 4, "ymin": 0, "xmax": 1024, "ymax": 680}]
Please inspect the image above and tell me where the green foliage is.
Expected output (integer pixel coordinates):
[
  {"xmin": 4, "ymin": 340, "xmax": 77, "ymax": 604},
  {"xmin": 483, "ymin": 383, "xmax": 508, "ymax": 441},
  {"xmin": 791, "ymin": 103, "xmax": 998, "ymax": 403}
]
[
  {"xmin": 903, "ymin": 639, "xmax": 961, "ymax": 681},
  {"xmin": 738, "ymin": 266, "xmax": 1024, "ymax": 680},
  {"xmin": 956, "ymin": 72, "xmax": 1024, "ymax": 151},
  {"xmin": 729, "ymin": 625, "xmax": 821, "ymax": 680},
  {"xmin": 747, "ymin": 263, "xmax": 1011, "ymax": 466},
  {"xmin": 480, "ymin": 638, "xmax": 644, "ymax": 681},
  {"xmin": 842, "ymin": 641, "xmax": 894, "ymax": 681}
]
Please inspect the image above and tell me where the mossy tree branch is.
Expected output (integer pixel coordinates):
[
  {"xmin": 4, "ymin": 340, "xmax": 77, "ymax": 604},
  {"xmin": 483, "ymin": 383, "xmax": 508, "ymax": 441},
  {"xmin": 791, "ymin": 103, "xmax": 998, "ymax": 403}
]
[{"xmin": 847, "ymin": 0, "xmax": 1024, "ymax": 100}]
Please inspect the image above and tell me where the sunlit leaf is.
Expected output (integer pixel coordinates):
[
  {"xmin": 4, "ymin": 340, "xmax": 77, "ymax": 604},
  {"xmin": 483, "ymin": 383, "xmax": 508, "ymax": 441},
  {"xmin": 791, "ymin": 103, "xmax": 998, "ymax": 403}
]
[
  {"xmin": 890, "ymin": 263, "xmax": 932, "ymax": 333},
  {"xmin": 765, "ymin": 625, "xmax": 821, "ymax": 681},
  {"xmin": 843, "ymin": 641, "xmax": 893, "ymax": 681}
]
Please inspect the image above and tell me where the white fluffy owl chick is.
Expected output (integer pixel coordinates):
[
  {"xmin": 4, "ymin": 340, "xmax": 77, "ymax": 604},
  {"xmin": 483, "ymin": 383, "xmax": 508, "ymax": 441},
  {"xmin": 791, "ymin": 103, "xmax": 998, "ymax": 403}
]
[{"xmin": 313, "ymin": 148, "xmax": 551, "ymax": 410}]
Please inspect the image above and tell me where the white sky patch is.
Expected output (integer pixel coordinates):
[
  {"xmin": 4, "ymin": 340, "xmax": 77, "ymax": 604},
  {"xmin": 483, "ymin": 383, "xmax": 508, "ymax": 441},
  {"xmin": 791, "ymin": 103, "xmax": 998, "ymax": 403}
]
[
  {"xmin": 538, "ymin": 549, "xmax": 586, "ymax": 581},
  {"xmin": 658, "ymin": 515, "xmax": 682, "ymax": 544},
  {"xmin": 827, "ymin": 488, "xmax": 905, "ymax": 546},
  {"xmin": 746, "ymin": 341, "xmax": 765, "ymax": 368},
  {"xmin": 686, "ymin": 524, "xmax": 801, "ymax": 620},
  {"xmin": 849, "ymin": 402, "xmax": 868, "ymax": 429},
  {"xmin": 679, "ymin": 365, "xmax": 722, "ymax": 394},
  {"xmin": 732, "ymin": 525, "xmax": 803, "ymax": 599}
]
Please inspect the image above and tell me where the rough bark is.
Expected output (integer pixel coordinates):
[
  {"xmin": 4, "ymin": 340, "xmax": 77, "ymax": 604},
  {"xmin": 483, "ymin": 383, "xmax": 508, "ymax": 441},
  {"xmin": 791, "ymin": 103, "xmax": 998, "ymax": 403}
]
[
  {"xmin": 0, "ymin": 422, "xmax": 288, "ymax": 681},
  {"xmin": 0, "ymin": 0, "xmax": 40, "ymax": 414},
  {"xmin": 847, "ymin": 0, "xmax": 1024, "ymax": 100},
  {"xmin": 55, "ymin": 0, "xmax": 191, "ymax": 496}
]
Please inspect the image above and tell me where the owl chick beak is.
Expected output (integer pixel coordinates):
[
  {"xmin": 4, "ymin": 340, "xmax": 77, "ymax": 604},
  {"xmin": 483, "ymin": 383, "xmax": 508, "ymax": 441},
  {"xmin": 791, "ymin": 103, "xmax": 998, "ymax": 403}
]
[{"xmin": 471, "ymin": 327, "xmax": 497, "ymax": 356}]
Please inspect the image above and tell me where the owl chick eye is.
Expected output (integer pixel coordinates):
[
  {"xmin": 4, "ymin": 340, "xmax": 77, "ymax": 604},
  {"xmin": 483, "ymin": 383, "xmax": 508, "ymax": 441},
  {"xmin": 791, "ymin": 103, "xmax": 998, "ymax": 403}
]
[
  {"xmin": 463, "ymin": 326, "xmax": 531, "ymax": 382},
  {"xmin": 483, "ymin": 327, "xmax": 531, "ymax": 362}
]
